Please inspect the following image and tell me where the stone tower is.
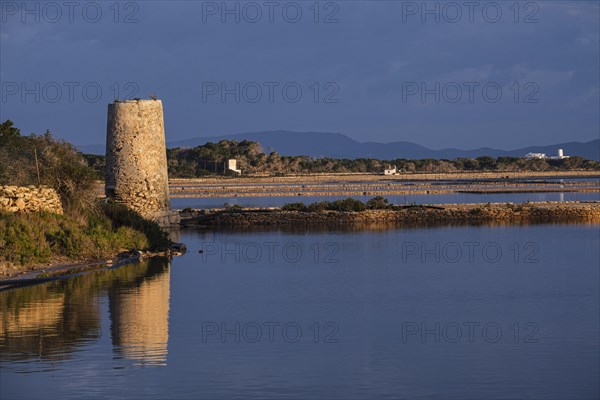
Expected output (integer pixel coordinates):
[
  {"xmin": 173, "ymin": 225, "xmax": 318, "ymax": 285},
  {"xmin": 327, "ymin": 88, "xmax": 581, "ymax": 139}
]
[{"xmin": 105, "ymin": 99, "xmax": 176, "ymax": 226}]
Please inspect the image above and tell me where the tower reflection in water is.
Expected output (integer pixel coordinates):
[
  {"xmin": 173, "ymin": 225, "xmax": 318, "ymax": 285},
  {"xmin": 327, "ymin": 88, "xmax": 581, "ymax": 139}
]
[
  {"xmin": 109, "ymin": 258, "xmax": 171, "ymax": 367},
  {"xmin": 0, "ymin": 258, "xmax": 171, "ymax": 370}
]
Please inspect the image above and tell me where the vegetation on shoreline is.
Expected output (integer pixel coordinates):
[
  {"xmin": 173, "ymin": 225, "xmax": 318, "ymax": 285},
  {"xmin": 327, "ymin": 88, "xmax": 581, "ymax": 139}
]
[
  {"xmin": 279, "ymin": 196, "xmax": 442, "ymax": 212},
  {"xmin": 85, "ymin": 139, "xmax": 600, "ymax": 178},
  {"xmin": 0, "ymin": 120, "xmax": 170, "ymax": 270},
  {"xmin": 183, "ymin": 199, "xmax": 600, "ymax": 228},
  {"xmin": 282, "ymin": 197, "xmax": 391, "ymax": 212},
  {"xmin": 0, "ymin": 204, "xmax": 170, "ymax": 266}
]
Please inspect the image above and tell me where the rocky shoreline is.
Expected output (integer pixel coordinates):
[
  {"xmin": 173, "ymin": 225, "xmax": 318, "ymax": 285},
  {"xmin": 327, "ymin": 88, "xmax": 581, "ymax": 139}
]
[
  {"xmin": 181, "ymin": 201, "xmax": 600, "ymax": 227},
  {"xmin": 0, "ymin": 245, "xmax": 186, "ymax": 284}
]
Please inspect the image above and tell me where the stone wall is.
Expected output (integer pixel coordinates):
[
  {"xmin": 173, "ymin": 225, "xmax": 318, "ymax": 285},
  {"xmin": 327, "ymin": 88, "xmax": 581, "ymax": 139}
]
[
  {"xmin": 0, "ymin": 185, "xmax": 63, "ymax": 214},
  {"xmin": 105, "ymin": 99, "xmax": 171, "ymax": 220}
]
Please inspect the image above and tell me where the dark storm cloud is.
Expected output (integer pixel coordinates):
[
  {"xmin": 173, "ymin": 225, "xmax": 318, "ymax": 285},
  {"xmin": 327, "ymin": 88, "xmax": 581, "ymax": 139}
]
[{"xmin": 1, "ymin": 1, "xmax": 598, "ymax": 149}]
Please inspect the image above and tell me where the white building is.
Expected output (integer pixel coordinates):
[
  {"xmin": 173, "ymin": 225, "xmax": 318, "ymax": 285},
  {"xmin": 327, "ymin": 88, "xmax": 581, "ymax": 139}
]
[
  {"xmin": 525, "ymin": 152, "xmax": 546, "ymax": 159},
  {"xmin": 384, "ymin": 166, "xmax": 398, "ymax": 175},
  {"xmin": 549, "ymin": 148, "xmax": 569, "ymax": 160},
  {"xmin": 227, "ymin": 159, "xmax": 242, "ymax": 174},
  {"xmin": 525, "ymin": 149, "xmax": 569, "ymax": 160}
]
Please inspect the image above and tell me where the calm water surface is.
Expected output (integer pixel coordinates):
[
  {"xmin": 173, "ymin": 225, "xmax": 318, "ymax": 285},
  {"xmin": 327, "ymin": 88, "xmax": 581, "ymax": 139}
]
[{"xmin": 1, "ymin": 224, "xmax": 599, "ymax": 399}]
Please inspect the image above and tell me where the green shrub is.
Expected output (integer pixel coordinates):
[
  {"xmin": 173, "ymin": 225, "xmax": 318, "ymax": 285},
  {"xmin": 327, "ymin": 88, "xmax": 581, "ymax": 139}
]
[
  {"xmin": 306, "ymin": 201, "xmax": 329, "ymax": 212},
  {"xmin": 0, "ymin": 202, "xmax": 170, "ymax": 266},
  {"xmin": 283, "ymin": 197, "xmax": 386, "ymax": 212},
  {"xmin": 100, "ymin": 202, "xmax": 170, "ymax": 250},
  {"xmin": 366, "ymin": 196, "xmax": 389, "ymax": 209},
  {"xmin": 0, "ymin": 120, "xmax": 97, "ymax": 212},
  {"xmin": 281, "ymin": 202, "xmax": 307, "ymax": 211},
  {"xmin": 327, "ymin": 198, "xmax": 366, "ymax": 212}
]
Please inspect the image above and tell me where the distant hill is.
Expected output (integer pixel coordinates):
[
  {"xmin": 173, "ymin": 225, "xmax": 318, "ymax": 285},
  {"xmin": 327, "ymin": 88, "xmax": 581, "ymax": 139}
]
[{"xmin": 79, "ymin": 130, "xmax": 600, "ymax": 161}]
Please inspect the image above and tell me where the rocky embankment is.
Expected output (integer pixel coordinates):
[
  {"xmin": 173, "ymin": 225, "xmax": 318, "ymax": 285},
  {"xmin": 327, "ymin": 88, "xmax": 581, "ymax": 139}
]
[
  {"xmin": 0, "ymin": 185, "xmax": 63, "ymax": 214},
  {"xmin": 181, "ymin": 202, "xmax": 600, "ymax": 227},
  {"xmin": 0, "ymin": 244, "xmax": 187, "ymax": 282}
]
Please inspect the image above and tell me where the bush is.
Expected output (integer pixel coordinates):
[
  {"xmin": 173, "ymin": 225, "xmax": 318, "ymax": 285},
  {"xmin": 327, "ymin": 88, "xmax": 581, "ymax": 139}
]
[
  {"xmin": 306, "ymin": 201, "xmax": 329, "ymax": 212},
  {"xmin": 327, "ymin": 198, "xmax": 366, "ymax": 212},
  {"xmin": 0, "ymin": 202, "xmax": 171, "ymax": 266},
  {"xmin": 366, "ymin": 196, "xmax": 389, "ymax": 209},
  {"xmin": 100, "ymin": 202, "xmax": 170, "ymax": 250},
  {"xmin": 281, "ymin": 202, "xmax": 307, "ymax": 211},
  {"xmin": 0, "ymin": 121, "xmax": 97, "ymax": 212},
  {"xmin": 282, "ymin": 197, "xmax": 392, "ymax": 212}
]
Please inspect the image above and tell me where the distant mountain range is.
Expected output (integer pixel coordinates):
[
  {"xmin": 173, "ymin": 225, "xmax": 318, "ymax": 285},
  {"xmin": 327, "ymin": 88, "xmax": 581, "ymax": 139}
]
[{"xmin": 79, "ymin": 130, "xmax": 600, "ymax": 161}]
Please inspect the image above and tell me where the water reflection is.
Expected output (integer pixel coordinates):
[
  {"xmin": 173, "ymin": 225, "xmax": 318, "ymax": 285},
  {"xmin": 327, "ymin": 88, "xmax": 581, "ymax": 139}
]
[
  {"xmin": 0, "ymin": 258, "xmax": 171, "ymax": 371},
  {"xmin": 197, "ymin": 220, "xmax": 600, "ymax": 235},
  {"xmin": 109, "ymin": 259, "xmax": 170, "ymax": 367},
  {"xmin": 1, "ymin": 225, "xmax": 598, "ymax": 399},
  {"xmin": 0, "ymin": 279, "xmax": 102, "ymax": 366}
]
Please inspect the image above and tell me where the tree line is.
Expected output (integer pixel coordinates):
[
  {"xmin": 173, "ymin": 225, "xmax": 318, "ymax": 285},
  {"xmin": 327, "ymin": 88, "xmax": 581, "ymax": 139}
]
[
  {"xmin": 145, "ymin": 139, "xmax": 599, "ymax": 177},
  {"xmin": 3, "ymin": 123, "xmax": 594, "ymax": 180}
]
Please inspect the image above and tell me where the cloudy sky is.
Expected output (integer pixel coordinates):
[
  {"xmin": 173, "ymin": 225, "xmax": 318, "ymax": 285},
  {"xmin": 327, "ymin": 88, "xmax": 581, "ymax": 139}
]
[{"xmin": 1, "ymin": 1, "xmax": 598, "ymax": 149}]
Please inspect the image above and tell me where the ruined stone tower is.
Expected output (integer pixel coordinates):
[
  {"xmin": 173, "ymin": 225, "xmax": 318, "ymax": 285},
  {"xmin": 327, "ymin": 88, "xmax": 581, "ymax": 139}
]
[{"xmin": 105, "ymin": 99, "xmax": 177, "ymax": 226}]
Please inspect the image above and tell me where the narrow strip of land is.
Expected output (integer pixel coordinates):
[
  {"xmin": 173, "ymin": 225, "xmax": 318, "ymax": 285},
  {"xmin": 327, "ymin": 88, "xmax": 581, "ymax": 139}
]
[{"xmin": 180, "ymin": 201, "xmax": 600, "ymax": 227}]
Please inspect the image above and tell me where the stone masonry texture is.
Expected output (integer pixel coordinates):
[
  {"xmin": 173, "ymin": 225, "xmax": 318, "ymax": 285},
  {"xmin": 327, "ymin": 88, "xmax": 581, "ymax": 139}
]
[
  {"xmin": 0, "ymin": 185, "xmax": 63, "ymax": 214},
  {"xmin": 105, "ymin": 99, "xmax": 171, "ymax": 220}
]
